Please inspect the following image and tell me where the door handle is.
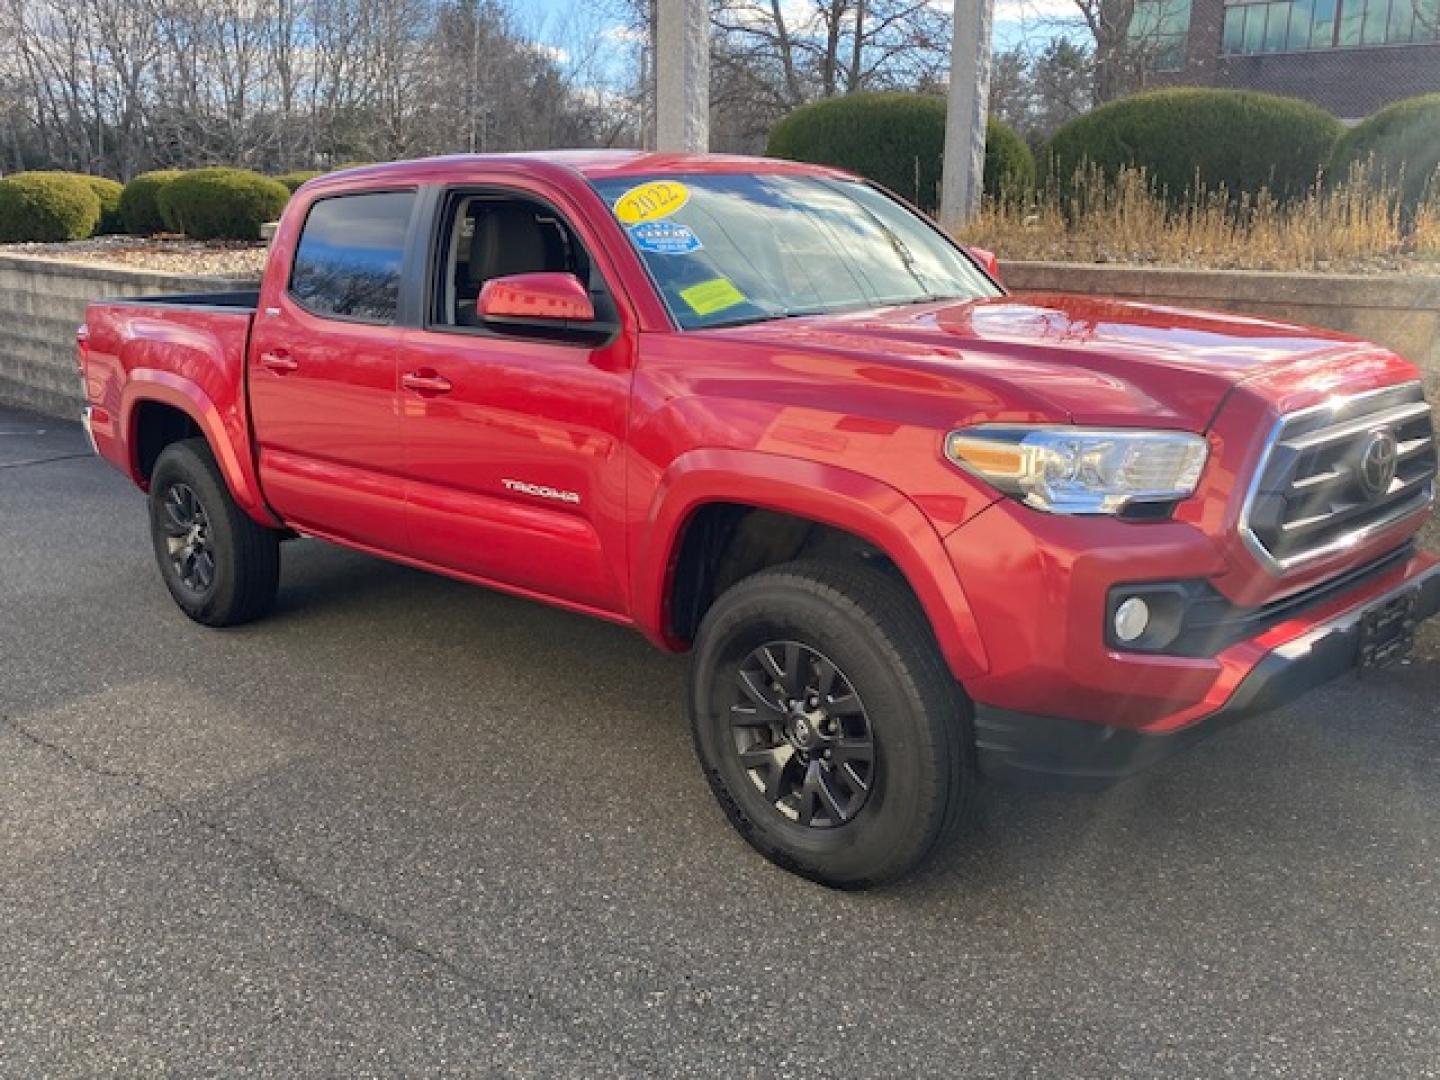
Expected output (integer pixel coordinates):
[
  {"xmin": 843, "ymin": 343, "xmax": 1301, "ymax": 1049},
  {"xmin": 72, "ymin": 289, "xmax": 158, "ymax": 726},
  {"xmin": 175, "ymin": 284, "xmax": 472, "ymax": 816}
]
[
  {"xmin": 402, "ymin": 371, "xmax": 453, "ymax": 395},
  {"xmin": 260, "ymin": 350, "xmax": 298, "ymax": 373}
]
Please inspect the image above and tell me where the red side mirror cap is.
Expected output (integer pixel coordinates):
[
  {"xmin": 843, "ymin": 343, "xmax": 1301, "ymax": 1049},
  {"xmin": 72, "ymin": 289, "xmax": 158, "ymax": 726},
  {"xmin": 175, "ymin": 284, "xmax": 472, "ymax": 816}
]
[
  {"xmin": 478, "ymin": 272, "xmax": 595, "ymax": 322},
  {"xmin": 967, "ymin": 246, "xmax": 1002, "ymax": 284}
]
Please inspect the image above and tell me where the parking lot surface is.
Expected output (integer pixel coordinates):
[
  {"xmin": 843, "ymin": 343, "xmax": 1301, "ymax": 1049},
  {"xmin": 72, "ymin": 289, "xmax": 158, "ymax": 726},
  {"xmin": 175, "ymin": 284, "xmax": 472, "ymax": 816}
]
[{"xmin": 2, "ymin": 404, "xmax": 1438, "ymax": 1077}]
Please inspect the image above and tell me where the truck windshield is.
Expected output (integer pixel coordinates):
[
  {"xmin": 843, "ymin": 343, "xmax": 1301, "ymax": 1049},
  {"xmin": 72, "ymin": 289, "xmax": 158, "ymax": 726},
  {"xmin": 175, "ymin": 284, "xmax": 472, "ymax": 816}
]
[{"xmin": 589, "ymin": 173, "xmax": 1000, "ymax": 329}]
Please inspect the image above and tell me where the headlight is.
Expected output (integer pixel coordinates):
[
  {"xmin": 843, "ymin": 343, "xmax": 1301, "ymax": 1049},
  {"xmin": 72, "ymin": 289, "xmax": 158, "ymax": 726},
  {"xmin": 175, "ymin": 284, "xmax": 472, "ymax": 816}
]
[{"xmin": 945, "ymin": 426, "xmax": 1208, "ymax": 515}]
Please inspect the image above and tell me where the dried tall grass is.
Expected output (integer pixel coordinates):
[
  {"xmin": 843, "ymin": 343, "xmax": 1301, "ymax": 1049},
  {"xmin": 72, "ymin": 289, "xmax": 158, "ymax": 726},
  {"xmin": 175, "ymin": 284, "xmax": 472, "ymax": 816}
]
[{"xmin": 959, "ymin": 162, "xmax": 1440, "ymax": 274}]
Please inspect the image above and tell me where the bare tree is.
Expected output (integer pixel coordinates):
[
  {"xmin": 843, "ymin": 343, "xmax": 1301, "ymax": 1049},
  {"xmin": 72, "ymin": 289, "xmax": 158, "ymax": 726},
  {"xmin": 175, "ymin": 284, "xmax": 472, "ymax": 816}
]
[
  {"xmin": 2, "ymin": 0, "xmax": 644, "ymax": 176},
  {"xmin": 711, "ymin": 0, "xmax": 949, "ymax": 106},
  {"xmin": 1, "ymin": 0, "xmax": 967, "ymax": 175}
]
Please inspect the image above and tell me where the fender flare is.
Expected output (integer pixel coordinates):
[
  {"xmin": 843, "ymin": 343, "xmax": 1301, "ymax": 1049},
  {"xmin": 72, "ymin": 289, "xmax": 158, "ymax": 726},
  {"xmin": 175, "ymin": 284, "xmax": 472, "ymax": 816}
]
[
  {"xmin": 120, "ymin": 370, "xmax": 279, "ymax": 527},
  {"xmin": 633, "ymin": 447, "xmax": 989, "ymax": 682}
]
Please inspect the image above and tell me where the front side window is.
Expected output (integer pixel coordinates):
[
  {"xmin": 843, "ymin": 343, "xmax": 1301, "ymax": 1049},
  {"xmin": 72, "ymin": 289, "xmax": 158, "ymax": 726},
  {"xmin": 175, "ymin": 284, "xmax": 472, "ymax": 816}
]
[
  {"xmin": 589, "ymin": 173, "xmax": 1000, "ymax": 330},
  {"xmin": 289, "ymin": 190, "xmax": 415, "ymax": 324},
  {"xmin": 431, "ymin": 192, "xmax": 607, "ymax": 329}
]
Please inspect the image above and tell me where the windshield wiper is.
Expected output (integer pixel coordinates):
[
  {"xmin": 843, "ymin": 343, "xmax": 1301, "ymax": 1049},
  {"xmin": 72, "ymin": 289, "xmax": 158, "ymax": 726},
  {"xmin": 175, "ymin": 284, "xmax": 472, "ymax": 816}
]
[
  {"xmin": 895, "ymin": 293, "xmax": 967, "ymax": 305},
  {"xmin": 702, "ymin": 307, "xmax": 829, "ymax": 329}
]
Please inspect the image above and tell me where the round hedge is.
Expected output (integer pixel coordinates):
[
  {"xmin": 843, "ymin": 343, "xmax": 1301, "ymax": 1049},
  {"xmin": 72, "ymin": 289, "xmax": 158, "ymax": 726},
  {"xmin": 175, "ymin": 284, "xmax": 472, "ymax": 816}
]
[
  {"xmin": 82, "ymin": 175, "xmax": 125, "ymax": 233},
  {"xmin": 766, "ymin": 92, "xmax": 1035, "ymax": 211},
  {"xmin": 0, "ymin": 172, "xmax": 101, "ymax": 242},
  {"xmin": 1332, "ymin": 94, "xmax": 1440, "ymax": 213},
  {"xmin": 120, "ymin": 170, "xmax": 184, "ymax": 235},
  {"xmin": 274, "ymin": 170, "xmax": 322, "ymax": 192},
  {"xmin": 1045, "ymin": 88, "xmax": 1343, "ymax": 201},
  {"xmin": 983, "ymin": 119, "xmax": 1036, "ymax": 197},
  {"xmin": 157, "ymin": 167, "xmax": 290, "ymax": 240}
]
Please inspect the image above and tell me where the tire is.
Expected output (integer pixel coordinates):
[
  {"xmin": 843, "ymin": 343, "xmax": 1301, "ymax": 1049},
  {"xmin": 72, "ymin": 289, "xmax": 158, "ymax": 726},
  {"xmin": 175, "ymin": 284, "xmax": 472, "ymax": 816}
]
[
  {"xmin": 148, "ymin": 438, "xmax": 280, "ymax": 627},
  {"xmin": 688, "ymin": 559, "xmax": 975, "ymax": 889}
]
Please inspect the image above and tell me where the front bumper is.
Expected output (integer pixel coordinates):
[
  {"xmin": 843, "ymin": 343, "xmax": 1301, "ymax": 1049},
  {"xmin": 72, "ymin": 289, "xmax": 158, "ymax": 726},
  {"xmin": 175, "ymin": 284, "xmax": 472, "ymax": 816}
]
[{"xmin": 974, "ymin": 557, "xmax": 1440, "ymax": 786}]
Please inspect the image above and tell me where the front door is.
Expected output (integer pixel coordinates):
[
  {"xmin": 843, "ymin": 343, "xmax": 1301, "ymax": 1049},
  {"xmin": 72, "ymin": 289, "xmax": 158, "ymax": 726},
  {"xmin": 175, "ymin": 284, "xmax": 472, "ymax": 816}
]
[
  {"xmin": 248, "ymin": 188, "xmax": 418, "ymax": 552},
  {"xmin": 397, "ymin": 189, "xmax": 633, "ymax": 616}
]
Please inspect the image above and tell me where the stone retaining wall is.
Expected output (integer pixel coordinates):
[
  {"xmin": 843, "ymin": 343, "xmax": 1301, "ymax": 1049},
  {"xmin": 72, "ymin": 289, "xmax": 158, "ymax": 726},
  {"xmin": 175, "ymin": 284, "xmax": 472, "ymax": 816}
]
[{"xmin": 0, "ymin": 254, "xmax": 256, "ymax": 418}]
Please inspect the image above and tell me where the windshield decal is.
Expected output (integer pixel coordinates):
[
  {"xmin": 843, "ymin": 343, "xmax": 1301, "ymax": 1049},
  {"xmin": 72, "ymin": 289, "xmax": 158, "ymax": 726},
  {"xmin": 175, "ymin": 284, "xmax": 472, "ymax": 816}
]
[
  {"xmin": 680, "ymin": 277, "xmax": 747, "ymax": 316},
  {"xmin": 629, "ymin": 220, "xmax": 703, "ymax": 255},
  {"xmin": 613, "ymin": 180, "xmax": 690, "ymax": 225}
]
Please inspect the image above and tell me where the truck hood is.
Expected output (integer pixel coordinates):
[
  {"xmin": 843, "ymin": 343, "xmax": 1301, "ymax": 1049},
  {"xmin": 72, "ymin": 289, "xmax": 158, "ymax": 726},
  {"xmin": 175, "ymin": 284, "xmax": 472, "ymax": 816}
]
[{"xmin": 712, "ymin": 294, "xmax": 1403, "ymax": 429}]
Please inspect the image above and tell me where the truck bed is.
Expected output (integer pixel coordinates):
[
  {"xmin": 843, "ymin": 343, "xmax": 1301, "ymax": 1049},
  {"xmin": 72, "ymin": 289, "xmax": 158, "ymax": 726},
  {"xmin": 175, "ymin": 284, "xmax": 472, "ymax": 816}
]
[
  {"xmin": 99, "ymin": 290, "xmax": 260, "ymax": 311},
  {"xmin": 82, "ymin": 294, "xmax": 260, "ymax": 501}
]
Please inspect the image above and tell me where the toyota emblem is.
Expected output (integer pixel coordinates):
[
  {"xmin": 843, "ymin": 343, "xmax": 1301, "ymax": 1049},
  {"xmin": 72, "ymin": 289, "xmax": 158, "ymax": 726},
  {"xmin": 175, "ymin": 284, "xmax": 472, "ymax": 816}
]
[{"xmin": 1357, "ymin": 429, "xmax": 1399, "ymax": 499}]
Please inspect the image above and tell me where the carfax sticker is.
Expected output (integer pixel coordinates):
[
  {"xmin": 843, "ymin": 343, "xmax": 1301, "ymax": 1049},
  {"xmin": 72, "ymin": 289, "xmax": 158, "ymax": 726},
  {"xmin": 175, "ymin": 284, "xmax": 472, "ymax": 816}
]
[
  {"xmin": 679, "ymin": 277, "xmax": 746, "ymax": 316},
  {"xmin": 613, "ymin": 180, "xmax": 690, "ymax": 224},
  {"xmin": 629, "ymin": 220, "xmax": 703, "ymax": 255}
]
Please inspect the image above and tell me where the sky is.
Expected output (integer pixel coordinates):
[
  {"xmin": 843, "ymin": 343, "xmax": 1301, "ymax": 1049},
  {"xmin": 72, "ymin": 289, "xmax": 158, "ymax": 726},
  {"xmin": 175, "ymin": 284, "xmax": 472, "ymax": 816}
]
[{"xmin": 518, "ymin": 0, "xmax": 1085, "ymax": 87}]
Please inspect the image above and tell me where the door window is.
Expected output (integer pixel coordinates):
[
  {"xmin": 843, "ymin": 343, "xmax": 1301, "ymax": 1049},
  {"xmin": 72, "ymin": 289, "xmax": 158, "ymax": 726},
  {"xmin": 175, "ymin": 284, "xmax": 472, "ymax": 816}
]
[
  {"xmin": 431, "ymin": 193, "xmax": 616, "ymax": 333},
  {"xmin": 289, "ymin": 190, "xmax": 416, "ymax": 324}
]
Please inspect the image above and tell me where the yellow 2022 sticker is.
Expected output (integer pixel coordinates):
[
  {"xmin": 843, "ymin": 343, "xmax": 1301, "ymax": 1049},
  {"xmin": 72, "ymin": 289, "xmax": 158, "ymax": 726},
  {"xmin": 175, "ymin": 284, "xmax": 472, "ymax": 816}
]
[
  {"xmin": 680, "ymin": 277, "xmax": 746, "ymax": 316},
  {"xmin": 614, "ymin": 180, "xmax": 690, "ymax": 225}
]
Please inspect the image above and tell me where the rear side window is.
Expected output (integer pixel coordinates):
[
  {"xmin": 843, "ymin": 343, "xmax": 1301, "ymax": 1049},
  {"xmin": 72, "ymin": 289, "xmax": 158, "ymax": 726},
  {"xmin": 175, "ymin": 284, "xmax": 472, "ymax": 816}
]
[{"xmin": 289, "ymin": 191, "xmax": 415, "ymax": 323}]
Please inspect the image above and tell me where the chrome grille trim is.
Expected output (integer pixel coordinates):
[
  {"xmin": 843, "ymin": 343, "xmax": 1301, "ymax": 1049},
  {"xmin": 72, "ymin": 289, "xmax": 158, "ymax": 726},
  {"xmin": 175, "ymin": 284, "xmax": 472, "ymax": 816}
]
[{"xmin": 1239, "ymin": 382, "xmax": 1438, "ymax": 574}]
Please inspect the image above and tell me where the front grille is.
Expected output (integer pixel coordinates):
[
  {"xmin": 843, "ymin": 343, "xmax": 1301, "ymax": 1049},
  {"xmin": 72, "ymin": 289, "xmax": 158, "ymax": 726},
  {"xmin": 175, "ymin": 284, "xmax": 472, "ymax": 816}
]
[{"xmin": 1241, "ymin": 382, "xmax": 1437, "ymax": 571}]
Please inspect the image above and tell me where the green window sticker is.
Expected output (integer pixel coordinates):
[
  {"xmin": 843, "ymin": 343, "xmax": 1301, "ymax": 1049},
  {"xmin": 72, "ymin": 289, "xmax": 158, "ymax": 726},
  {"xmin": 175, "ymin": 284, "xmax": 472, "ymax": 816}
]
[{"xmin": 680, "ymin": 277, "xmax": 746, "ymax": 316}]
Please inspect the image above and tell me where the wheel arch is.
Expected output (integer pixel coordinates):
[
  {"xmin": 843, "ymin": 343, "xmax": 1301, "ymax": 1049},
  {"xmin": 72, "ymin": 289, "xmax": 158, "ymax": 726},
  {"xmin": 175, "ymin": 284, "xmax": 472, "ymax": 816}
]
[
  {"xmin": 121, "ymin": 373, "xmax": 279, "ymax": 527},
  {"xmin": 634, "ymin": 448, "xmax": 989, "ymax": 682}
]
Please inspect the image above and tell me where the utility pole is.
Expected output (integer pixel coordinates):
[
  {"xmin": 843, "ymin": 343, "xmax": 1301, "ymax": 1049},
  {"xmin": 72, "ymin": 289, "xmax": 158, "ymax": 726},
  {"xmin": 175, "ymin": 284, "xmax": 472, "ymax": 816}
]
[
  {"xmin": 939, "ymin": 0, "xmax": 994, "ymax": 231},
  {"xmin": 655, "ymin": 0, "xmax": 709, "ymax": 152}
]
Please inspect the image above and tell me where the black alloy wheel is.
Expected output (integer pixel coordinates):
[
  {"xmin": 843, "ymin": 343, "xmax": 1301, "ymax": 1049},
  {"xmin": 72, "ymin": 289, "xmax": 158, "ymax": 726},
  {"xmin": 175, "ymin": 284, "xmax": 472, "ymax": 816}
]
[
  {"xmin": 729, "ymin": 641, "xmax": 875, "ymax": 828},
  {"xmin": 158, "ymin": 482, "xmax": 217, "ymax": 595}
]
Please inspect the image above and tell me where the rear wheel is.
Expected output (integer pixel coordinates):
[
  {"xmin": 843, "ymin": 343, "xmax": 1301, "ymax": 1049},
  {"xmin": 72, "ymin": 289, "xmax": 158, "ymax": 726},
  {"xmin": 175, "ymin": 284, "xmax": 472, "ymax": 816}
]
[
  {"xmin": 688, "ymin": 560, "xmax": 975, "ymax": 888},
  {"xmin": 148, "ymin": 438, "xmax": 280, "ymax": 626}
]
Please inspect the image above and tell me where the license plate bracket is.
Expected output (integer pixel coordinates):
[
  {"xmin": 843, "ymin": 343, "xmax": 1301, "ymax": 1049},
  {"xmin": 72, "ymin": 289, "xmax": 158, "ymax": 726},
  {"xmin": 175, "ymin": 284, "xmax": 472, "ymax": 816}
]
[{"xmin": 1358, "ymin": 589, "xmax": 1419, "ymax": 670}]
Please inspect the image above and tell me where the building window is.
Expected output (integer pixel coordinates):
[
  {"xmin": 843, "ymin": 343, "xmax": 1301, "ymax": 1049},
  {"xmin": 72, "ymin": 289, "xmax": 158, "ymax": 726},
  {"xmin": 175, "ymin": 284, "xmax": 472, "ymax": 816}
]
[
  {"xmin": 1223, "ymin": 0, "xmax": 1440, "ymax": 53},
  {"xmin": 1132, "ymin": 0, "xmax": 1194, "ymax": 71}
]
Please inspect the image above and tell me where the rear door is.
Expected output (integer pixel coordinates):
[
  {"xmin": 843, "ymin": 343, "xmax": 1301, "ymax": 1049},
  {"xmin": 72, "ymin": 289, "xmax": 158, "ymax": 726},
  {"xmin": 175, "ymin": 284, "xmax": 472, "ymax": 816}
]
[
  {"xmin": 248, "ymin": 188, "xmax": 419, "ymax": 551},
  {"xmin": 396, "ymin": 184, "xmax": 635, "ymax": 615}
]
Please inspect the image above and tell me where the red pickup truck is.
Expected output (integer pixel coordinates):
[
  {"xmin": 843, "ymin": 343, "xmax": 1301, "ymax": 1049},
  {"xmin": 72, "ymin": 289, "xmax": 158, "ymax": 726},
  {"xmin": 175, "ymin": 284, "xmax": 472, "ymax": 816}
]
[{"xmin": 80, "ymin": 151, "xmax": 1439, "ymax": 887}]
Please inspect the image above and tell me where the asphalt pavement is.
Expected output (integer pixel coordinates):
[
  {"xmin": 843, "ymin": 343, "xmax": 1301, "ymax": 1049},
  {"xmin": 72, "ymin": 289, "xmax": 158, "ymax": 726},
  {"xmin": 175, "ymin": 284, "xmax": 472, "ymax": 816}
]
[{"xmin": 2, "ymin": 403, "xmax": 1438, "ymax": 1078}]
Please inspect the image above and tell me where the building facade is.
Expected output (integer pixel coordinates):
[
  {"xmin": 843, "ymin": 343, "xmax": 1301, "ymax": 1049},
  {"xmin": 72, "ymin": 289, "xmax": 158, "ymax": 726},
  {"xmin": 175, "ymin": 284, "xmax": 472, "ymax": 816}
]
[{"xmin": 1143, "ymin": 0, "xmax": 1440, "ymax": 119}]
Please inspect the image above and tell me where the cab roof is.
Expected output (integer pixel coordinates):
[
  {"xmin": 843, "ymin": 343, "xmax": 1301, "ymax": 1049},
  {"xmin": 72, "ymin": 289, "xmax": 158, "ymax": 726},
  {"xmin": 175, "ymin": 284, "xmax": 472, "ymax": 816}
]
[{"xmin": 320, "ymin": 150, "xmax": 853, "ymax": 185}]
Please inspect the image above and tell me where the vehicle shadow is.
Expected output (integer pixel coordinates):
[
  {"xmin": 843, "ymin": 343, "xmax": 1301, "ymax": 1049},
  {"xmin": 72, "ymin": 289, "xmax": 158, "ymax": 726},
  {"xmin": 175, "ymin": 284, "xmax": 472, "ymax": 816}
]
[{"xmin": 262, "ymin": 537, "xmax": 1440, "ymax": 911}]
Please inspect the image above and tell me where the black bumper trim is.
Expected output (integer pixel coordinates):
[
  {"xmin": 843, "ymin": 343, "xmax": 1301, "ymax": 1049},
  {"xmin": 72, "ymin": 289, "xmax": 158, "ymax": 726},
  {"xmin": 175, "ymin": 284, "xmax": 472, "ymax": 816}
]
[{"xmin": 976, "ymin": 562, "xmax": 1440, "ymax": 789}]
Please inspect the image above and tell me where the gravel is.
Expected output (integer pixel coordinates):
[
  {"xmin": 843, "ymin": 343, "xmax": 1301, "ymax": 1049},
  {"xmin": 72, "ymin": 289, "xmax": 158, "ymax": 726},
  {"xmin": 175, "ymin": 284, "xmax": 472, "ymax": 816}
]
[{"xmin": 0, "ymin": 235, "xmax": 266, "ymax": 277}]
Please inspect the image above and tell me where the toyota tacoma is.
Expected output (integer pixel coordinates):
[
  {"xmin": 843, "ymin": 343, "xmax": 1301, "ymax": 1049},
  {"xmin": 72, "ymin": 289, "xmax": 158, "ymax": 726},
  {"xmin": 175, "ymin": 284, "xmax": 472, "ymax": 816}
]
[{"xmin": 78, "ymin": 152, "xmax": 1439, "ymax": 887}]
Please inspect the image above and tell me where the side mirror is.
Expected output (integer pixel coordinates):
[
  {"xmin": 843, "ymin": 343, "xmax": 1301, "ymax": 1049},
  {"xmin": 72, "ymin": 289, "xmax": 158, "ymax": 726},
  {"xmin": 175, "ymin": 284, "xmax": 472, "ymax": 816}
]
[
  {"xmin": 478, "ymin": 272, "xmax": 596, "ymax": 323},
  {"xmin": 967, "ymin": 246, "xmax": 1003, "ymax": 284}
]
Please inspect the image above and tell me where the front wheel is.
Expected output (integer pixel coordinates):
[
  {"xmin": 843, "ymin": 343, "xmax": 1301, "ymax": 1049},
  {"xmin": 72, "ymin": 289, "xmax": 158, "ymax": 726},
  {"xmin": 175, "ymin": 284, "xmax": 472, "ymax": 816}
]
[
  {"xmin": 688, "ymin": 560, "xmax": 975, "ymax": 889},
  {"xmin": 148, "ymin": 438, "xmax": 280, "ymax": 627}
]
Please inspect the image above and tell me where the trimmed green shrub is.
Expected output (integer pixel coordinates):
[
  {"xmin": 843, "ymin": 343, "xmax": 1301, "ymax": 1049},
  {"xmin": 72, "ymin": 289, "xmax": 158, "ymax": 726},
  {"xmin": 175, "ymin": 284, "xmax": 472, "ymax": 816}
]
[
  {"xmin": 274, "ymin": 170, "xmax": 322, "ymax": 192},
  {"xmin": 1045, "ymin": 89, "xmax": 1343, "ymax": 201},
  {"xmin": 984, "ymin": 119, "xmax": 1036, "ymax": 196},
  {"xmin": 0, "ymin": 172, "xmax": 101, "ymax": 242},
  {"xmin": 120, "ymin": 170, "xmax": 184, "ymax": 234},
  {"xmin": 1332, "ymin": 94, "xmax": 1440, "ymax": 213},
  {"xmin": 81, "ymin": 175, "xmax": 125, "ymax": 233},
  {"xmin": 766, "ymin": 92, "xmax": 1035, "ymax": 211},
  {"xmin": 158, "ymin": 167, "xmax": 290, "ymax": 240}
]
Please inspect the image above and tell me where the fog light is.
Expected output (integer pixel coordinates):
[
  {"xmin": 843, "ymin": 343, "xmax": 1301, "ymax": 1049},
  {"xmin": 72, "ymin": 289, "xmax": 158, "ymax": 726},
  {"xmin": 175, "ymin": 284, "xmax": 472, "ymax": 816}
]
[{"xmin": 1114, "ymin": 597, "xmax": 1151, "ymax": 643}]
